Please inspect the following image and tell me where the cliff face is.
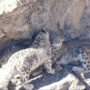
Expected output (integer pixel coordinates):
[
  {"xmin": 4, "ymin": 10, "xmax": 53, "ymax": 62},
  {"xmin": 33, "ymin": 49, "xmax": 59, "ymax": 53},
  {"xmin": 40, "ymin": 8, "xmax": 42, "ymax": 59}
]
[
  {"xmin": 0, "ymin": 0, "xmax": 90, "ymax": 42},
  {"xmin": 0, "ymin": 0, "xmax": 90, "ymax": 89}
]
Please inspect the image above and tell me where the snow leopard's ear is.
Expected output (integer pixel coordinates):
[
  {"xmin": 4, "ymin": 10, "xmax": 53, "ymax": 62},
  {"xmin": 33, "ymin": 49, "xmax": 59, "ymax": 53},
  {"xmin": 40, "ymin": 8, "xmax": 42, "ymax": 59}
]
[{"xmin": 41, "ymin": 29, "xmax": 46, "ymax": 33}]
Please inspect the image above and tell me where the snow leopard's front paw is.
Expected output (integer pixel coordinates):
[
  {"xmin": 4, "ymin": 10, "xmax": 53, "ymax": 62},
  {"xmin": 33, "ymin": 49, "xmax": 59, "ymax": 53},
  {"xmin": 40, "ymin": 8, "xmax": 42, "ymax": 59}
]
[{"xmin": 23, "ymin": 83, "xmax": 34, "ymax": 90}]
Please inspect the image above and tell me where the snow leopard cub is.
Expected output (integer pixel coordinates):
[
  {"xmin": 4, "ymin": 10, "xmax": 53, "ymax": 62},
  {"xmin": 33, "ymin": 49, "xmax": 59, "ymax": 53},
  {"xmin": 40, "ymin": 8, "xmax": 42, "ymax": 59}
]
[
  {"xmin": 0, "ymin": 29, "xmax": 55, "ymax": 89},
  {"xmin": 72, "ymin": 45, "xmax": 90, "ymax": 79}
]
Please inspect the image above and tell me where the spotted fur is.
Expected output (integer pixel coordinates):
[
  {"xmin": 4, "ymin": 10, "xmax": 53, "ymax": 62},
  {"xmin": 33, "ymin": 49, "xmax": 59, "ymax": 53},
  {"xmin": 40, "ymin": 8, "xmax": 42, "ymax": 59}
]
[
  {"xmin": 72, "ymin": 45, "xmax": 90, "ymax": 79},
  {"xmin": 0, "ymin": 30, "xmax": 55, "ymax": 89}
]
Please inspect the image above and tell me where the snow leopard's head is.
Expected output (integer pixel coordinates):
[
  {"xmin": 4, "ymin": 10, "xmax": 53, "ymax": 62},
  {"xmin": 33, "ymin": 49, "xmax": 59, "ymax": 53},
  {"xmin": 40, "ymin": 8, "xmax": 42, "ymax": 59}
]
[{"xmin": 33, "ymin": 29, "xmax": 51, "ymax": 48}]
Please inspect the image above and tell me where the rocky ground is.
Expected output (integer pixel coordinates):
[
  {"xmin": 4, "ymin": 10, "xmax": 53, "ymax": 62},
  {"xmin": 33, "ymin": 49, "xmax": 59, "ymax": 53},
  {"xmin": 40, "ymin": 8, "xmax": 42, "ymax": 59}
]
[{"xmin": 0, "ymin": 0, "xmax": 90, "ymax": 90}]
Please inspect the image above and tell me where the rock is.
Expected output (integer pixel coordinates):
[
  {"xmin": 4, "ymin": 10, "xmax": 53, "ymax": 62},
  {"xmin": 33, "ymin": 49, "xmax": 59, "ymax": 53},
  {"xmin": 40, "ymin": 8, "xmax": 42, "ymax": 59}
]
[
  {"xmin": 38, "ymin": 74, "xmax": 86, "ymax": 90},
  {"xmin": 0, "ymin": 0, "xmax": 20, "ymax": 14},
  {"xmin": 0, "ymin": 0, "xmax": 90, "ymax": 42},
  {"xmin": 85, "ymin": 78, "xmax": 90, "ymax": 86}
]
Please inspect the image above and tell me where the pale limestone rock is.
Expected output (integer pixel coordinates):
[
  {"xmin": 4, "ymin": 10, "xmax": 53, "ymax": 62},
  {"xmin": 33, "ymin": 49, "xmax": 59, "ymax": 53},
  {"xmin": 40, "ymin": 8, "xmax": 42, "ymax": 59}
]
[
  {"xmin": 38, "ymin": 74, "xmax": 85, "ymax": 90},
  {"xmin": 85, "ymin": 78, "xmax": 90, "ymax": 86},
  {"xmin": 0, "ymin": 0, "xmax": 21, "ymax": 15}
]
